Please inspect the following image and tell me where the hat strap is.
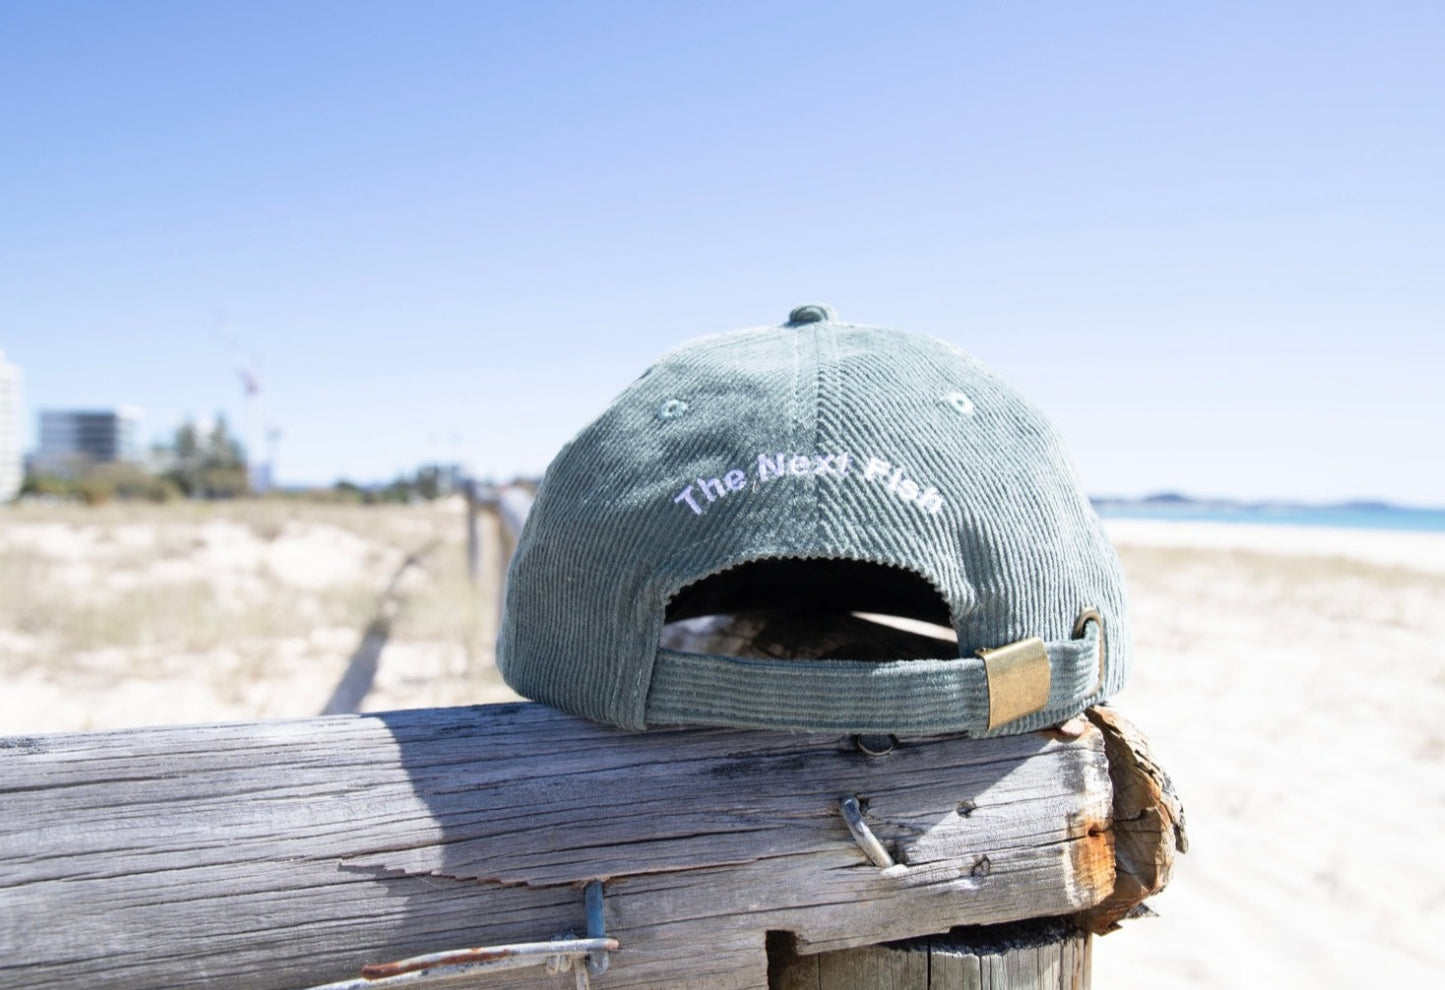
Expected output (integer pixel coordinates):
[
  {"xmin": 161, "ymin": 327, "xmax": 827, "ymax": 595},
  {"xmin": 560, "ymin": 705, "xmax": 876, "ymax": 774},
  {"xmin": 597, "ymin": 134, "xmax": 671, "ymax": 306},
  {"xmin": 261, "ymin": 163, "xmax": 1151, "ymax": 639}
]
[{"xmin": 643, "ymin": 619, "xmax": 1103, "ymax": 735}]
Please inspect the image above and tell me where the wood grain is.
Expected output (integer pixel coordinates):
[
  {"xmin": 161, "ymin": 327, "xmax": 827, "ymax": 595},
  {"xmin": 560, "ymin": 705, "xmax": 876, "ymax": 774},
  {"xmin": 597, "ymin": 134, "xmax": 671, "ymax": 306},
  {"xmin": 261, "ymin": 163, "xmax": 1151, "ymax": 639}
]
[{"xmin": 0, "ymin": 702, "xmax": 1113, "ymax": 989}]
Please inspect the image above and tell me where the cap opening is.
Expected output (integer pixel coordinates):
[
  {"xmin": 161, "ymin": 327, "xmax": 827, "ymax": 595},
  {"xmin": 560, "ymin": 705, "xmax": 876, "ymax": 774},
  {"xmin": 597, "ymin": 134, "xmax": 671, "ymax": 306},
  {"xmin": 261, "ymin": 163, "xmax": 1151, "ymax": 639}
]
[{"xmin": 660, "ymin": 558, "xmax": 957, "ymax": 661}]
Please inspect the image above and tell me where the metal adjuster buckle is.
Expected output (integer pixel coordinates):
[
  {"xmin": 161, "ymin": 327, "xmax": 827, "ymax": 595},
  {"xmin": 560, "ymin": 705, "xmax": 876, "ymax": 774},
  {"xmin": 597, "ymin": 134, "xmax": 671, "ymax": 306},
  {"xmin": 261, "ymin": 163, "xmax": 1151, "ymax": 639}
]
[{"xmin": 976, "ymin": 636, "xmax": 1051, "ymax": 730}]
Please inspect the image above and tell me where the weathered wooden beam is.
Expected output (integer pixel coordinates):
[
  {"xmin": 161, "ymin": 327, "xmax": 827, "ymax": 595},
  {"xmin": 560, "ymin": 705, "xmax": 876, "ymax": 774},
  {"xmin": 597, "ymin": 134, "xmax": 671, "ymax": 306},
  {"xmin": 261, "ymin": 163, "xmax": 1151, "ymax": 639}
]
[{"xmin": 0, "ymin": 702, "xmax": 1116, "ymax": 990}]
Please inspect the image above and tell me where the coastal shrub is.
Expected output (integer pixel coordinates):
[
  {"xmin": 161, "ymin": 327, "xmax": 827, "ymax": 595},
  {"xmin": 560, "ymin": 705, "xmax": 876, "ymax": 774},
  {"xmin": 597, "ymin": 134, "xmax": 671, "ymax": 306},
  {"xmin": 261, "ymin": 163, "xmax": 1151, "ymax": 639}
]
[{"xmin": 21, "ymin": 463, "xmax": 180, "ymax": 504}]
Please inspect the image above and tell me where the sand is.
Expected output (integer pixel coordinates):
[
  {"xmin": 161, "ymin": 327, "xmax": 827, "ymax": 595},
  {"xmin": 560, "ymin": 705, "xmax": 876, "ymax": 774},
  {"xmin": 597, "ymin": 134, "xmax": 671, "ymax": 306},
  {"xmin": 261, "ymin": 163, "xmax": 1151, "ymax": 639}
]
[
  {"xmin": 0, "ymin": 500, "xmax": 521, "ymax": 735},
  {"xmin": 1, "ymin": 505, "xmax": 1441, "ymax": 987},
  {"xmin": 1093, "ymin": 519, "xmax": 1445, "ymax": 989}
]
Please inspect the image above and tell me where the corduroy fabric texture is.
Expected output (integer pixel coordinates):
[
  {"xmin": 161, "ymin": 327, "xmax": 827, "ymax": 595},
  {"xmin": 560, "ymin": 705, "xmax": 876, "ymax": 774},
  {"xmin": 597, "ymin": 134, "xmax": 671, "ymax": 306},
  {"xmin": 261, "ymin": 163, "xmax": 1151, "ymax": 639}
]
[{"xmin": 498, "ymin": 310, "xmax": 1129, "ymax": 734}]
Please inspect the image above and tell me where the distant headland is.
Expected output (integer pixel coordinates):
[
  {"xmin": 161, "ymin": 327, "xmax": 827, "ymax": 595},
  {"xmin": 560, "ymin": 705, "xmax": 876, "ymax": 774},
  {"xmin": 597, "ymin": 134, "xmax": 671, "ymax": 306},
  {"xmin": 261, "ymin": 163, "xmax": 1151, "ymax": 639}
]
[{"xmin": 1090, "ymin": 493, "xmax": 1445, "ymax": 533}]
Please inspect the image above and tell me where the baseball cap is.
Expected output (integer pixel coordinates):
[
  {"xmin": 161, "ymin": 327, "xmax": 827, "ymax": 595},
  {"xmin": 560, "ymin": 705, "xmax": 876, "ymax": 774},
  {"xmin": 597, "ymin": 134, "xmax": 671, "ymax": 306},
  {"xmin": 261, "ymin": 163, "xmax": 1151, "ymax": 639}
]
[{"xmin": 498, "ymin": 305, "xmax": 1127, "ymax": 735}]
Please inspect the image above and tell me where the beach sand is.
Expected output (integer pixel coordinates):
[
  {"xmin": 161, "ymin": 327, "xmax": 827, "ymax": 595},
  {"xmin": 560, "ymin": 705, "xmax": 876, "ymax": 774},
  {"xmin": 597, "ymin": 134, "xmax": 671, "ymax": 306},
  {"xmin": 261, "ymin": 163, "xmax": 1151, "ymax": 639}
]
[
  {"xmin": 1, "ymin": 505, "xmax": 1441, "ymax": 987},
  {"xmin": 1093, "ymin": 519, "xmax": 1445, "ymax": 989},
  {"xmin": 0, "ymin": 500, "xmax": 521, "ymax": 735}
]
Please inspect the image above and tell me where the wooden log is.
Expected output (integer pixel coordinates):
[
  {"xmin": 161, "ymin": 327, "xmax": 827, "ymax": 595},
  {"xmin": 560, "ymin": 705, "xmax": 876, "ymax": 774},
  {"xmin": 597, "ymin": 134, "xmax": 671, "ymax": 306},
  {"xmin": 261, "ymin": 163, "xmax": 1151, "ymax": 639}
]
[
  {"xmin": 772, "ymin": 917, "xmax": 1091, "ymax": 990},
  {"xmin": 0, "ymin": 702, "xmax": 1116, "ymax": 990}
]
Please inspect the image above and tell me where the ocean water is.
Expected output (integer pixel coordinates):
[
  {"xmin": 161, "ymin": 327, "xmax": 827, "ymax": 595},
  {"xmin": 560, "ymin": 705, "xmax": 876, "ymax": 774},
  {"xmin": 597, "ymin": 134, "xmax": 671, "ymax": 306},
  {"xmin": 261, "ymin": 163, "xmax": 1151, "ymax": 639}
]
[{"xmin": 1093, "ymin": 502, "xmax": 1445, "ymax": 533}]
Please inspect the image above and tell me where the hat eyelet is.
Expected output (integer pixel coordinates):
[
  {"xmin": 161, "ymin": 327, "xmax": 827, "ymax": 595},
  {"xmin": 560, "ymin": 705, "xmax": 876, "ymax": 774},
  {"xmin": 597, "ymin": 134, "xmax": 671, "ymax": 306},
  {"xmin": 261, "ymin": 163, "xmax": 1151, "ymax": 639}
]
[
  {"xmin": 944, "ymin": 392, "xmax": 975, "ymax": 416},
  {"xmin": 658, "ymin": 398, "xmax": 689, "ymax": 420}
]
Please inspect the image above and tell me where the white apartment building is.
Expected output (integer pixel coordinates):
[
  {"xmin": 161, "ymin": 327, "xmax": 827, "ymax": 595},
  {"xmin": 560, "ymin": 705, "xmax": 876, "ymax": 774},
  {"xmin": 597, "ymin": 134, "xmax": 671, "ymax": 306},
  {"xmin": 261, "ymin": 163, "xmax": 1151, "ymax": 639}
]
[{"xmin": 0, "ymin": 351, "xmax": 20, "ymax": 502}]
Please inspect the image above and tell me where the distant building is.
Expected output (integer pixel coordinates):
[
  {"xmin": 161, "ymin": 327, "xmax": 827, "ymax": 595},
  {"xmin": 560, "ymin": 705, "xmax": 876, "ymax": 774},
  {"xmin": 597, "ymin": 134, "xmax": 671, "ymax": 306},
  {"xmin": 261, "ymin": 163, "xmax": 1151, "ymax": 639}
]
[
  {"xmin": 0, "ymin": 351, "xmax": 20, "ymax": 502},
  {"xmin": 32, "ymin": 407, "xmax": 143, "ymax": 477}
]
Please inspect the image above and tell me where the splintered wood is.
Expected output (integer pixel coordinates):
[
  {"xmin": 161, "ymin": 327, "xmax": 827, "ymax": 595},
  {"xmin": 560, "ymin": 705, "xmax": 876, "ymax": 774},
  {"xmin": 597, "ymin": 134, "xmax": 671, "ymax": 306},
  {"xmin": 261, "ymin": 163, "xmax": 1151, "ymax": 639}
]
[
  {"xmin": 1072, "ymin": 707, "xmax": 1189, "ymax": 935},
  {"xmin": 0, "ymin": 702, "xmax": 1145, "ymax": 990}
]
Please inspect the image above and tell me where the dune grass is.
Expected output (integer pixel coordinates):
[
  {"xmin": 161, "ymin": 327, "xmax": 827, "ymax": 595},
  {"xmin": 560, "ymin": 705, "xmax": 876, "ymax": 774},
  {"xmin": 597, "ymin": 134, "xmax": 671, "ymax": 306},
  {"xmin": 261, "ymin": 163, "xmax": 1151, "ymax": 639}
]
[{"xmin": 0, "ymin": 498, "xmax": 509, "ymax": 731}]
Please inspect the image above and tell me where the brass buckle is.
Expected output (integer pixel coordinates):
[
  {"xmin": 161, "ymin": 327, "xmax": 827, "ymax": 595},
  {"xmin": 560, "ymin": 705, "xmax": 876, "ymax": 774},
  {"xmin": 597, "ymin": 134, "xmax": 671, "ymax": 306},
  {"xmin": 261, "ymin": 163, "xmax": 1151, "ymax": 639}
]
[{"xmin": 976, "ymin": 637, "xmax": 1051, "ymax": 730}]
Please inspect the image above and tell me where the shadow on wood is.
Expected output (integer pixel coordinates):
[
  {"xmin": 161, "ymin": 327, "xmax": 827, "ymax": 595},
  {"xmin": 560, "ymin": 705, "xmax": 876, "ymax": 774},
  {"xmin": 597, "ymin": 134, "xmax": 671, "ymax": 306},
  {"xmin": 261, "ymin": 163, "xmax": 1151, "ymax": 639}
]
[{"xmin": 771, "ymin": 917, "xmax": 1091, "ymax": 990}]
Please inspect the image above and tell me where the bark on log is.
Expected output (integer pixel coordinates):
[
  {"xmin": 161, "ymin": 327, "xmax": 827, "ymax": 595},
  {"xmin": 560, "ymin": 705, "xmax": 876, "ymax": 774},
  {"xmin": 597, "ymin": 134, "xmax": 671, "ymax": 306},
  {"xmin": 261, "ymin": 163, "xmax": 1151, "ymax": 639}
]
[{"xmin": 0, "ymin": 703, "xmax": 1118, "ymax": 990}]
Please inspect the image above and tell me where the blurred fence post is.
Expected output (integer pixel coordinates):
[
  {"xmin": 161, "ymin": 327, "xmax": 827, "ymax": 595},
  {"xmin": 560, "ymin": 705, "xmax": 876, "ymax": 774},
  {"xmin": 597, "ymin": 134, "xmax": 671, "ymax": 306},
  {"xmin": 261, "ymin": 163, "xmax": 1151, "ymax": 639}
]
[
  {"xmin": 464, "ymin": 478, "xmax": 482, "ymax": 583},
  {"xmin": 494, "ymin": 484, "xmax": 532, "ymax": 601},
  {"xmin": 496, "ymin": 485, "xmax": 532, "ymax": 549}
]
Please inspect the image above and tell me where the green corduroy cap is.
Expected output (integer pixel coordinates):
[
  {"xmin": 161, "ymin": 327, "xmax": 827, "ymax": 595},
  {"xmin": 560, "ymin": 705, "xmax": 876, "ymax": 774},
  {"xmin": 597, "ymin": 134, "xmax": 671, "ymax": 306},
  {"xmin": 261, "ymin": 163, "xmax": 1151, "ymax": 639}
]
[{"xmin": 499, "ymin": 305, "xmax": 1128, "ymax": 735}]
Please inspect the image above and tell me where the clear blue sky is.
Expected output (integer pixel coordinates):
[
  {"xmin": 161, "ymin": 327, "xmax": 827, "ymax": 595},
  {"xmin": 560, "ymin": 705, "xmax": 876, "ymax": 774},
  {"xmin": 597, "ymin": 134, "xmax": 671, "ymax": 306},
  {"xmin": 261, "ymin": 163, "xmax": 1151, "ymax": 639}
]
[{"xmin": 3, "ymin": 1, "xmax": 1442, "ymax": 504}]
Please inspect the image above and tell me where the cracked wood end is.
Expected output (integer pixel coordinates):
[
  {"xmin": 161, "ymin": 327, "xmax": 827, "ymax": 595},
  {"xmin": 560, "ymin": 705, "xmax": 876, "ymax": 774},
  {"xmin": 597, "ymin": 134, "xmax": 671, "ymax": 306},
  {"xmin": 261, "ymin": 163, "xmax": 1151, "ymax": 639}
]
[{"xmin": 1072, "ymin": 706, "xmax": 1189, "ymax": 935}]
